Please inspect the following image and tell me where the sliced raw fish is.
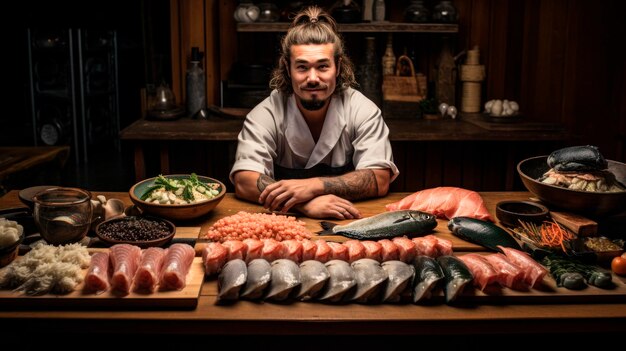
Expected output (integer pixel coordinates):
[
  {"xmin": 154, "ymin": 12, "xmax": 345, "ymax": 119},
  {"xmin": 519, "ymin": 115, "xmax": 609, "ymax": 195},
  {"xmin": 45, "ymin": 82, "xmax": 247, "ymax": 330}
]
[
  {"xmin": 458, "ymin": 254, "xmax": 499, "ymax": 291},
  {"xmin": 265, "ymin": 259, "xmax": 301, "ymax": 301},
  {"xmin": 218, "ymin": 259, "xmax": 248, "ymax": 301},
  {"xmin": 327, "ymin": 242, "xmax": 348, "ymax": 261},
  {"xmin": 434, "ymin": 237, "xmax": 453, "ymax": 256},
  {"xmin": 202, "ymin": 242, "xmax": 228, "ymax": 276},
  {"xmin": 386, "ymin": 187, "xmax": 493, "ymax": 221},
  {"xmin": 84, "ymin": 251, "xmax": 110, "ymax": 293},
  {"xmin": 240, "ymin": 259, "xmax": 271, "ymax": 299},
  {"xmin": 498, "ymin": 246, "xmax": 548, "ymax": 288},
  {"xmin": 160, "ymin": 243, "xmax": 195, "ymax": 290},
  {"xmin": 295, "ymin": 260, "xmax": 330, "ymax": 300},
  {"xmin": 134, "ymin": 247, "xmax": 166, "ymax": 292},
  {"xmin": 314, "ymin": 240, "xmax": 331, "ymax": 263},
  {"xmin": 437, "ymin": 255, "xmax": 474, "ymax": 304},
  {"xmin": 349, "ymin": 258, "xmax": 387, "ymax": 303},
  {"xmin": 361, "ymin": 241, "xmax": 382, "ymax": 262},
  {"xmin": 412, "ymin": 256, "xmax": 444, "ymax": 303},
  {"xmin": 318, "ymin": 260, "xmax": 356, "ymax": 302},
  {"xmin": 262, "ymin": 239, "xmax": 285, "ymax": 262},
  {"xmin": 379, "ymin": 239, "xmax": 399, "ymax": 261},
  {"xmin": 242, "ymin": 239, "xmax": 264, "ymax": 262},
  {"xmin": 110, "ymin": 244, "xmax": 142, "ymax": 294},
  {"xmin": 343, "ymin": 240, "xmax": 366, "ymax": 263},
  {"xmin": 282, "ymin": 239, "xmax": 303, "ymax": 263},
  {"xmin": 381, "ymin": 260, "xmax": 414, "ymax": 303},
  {"xmin": 483, "ymin": 253, "xmax": 527, "ymax": 290},
  {"xmin": 412, "ymin": 236, "xmax": 439, "ymax": 257},
  {"xmin": 301, "ymin": 239, "xmax": 318, "ymax": 261},
  {"xmin": 392, "ymin": 237, "xmax": 416, "ymax": 263},
  {"xmin": 222, "ymin": 240, "xmax": 248, "ymax": 261}
]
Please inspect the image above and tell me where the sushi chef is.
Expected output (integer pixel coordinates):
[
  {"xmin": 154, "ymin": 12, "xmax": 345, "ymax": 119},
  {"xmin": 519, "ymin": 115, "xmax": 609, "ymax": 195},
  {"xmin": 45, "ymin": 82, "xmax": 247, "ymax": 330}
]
[{"xmin": 230, "ymin": 6, "xmax": 398, "ymax": 219}]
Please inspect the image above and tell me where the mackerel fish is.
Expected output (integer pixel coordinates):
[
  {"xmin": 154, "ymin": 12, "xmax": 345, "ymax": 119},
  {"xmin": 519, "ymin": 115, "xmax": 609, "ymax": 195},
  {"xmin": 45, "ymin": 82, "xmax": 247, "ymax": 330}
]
[{"xmin": 319, "ymin": 210, "xmax": 437, "ymax": 240}]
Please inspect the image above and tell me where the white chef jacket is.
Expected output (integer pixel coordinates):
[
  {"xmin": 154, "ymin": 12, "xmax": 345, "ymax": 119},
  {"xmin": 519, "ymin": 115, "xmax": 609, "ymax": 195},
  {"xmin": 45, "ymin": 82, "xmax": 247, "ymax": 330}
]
[{"xmin": 229, "ymin": 88, "xmax": 399, "ymax": 184}]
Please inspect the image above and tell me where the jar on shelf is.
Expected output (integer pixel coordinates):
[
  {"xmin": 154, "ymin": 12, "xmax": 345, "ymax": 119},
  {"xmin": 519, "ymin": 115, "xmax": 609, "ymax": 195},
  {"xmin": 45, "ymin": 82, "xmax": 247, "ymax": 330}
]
[
  {"xmin": 257, "ymin": 2, "xmax": 280, "ymax": 22},
  {"xmin": 432, "ymin": 0, "xmax": 458, "ymax": 23},
  {"xmin": 234, "ymin": 2, "xmax": 260, "ymax": 23},
  {"xmin": 405, "ymin": 0, "xmax": 430, "ymax": 23}
]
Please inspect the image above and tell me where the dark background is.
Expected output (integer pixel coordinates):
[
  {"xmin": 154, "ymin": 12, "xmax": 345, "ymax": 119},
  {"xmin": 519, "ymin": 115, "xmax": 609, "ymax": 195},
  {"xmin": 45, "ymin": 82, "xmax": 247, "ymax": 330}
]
[{"xmin": 2, "ymin": 0, "xmax": 171, "ymax": 191}]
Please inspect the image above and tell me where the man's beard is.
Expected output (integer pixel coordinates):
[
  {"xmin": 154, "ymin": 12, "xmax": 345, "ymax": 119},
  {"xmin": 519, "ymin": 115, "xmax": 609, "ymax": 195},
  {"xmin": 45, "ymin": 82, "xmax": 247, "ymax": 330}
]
[{"xmin": 299, "ymin": 97, "xmax": 327, "ymax": 111}]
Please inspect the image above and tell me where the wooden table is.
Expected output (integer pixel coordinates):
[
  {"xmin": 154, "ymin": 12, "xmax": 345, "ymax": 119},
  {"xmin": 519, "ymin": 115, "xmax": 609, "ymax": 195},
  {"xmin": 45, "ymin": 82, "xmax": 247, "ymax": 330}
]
[
  {"xmin": 119, "ymin": 115, "xmax": 571, "ymax": 190},
  {"xmin": 1, "ymin": 190, "xmax": 624, "ymax": 340}
]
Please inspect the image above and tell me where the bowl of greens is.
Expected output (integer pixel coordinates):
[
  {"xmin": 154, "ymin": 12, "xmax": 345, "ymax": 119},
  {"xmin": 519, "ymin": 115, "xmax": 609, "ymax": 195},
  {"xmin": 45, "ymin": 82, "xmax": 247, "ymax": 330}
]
[{"xmin": 129, "ymin": 174, "xmax": 226, "ymax": 221}]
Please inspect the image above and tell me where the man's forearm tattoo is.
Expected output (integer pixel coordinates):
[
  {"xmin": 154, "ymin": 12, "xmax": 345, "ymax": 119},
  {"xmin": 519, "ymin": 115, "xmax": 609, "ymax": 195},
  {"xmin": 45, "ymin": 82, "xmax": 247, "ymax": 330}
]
[
  {"xmin": 322, "ymin": 169, "xmax": 378, "ymax": 200},
  {"xmin": 257, "ymin": 174, "xmax": 276, "ymax": 192}
]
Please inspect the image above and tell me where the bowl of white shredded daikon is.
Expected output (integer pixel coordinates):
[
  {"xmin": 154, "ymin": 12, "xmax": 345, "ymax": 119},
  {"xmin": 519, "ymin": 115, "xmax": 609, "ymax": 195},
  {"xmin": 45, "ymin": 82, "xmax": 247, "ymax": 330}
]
[{"xmin": 129, "ymin": 173, "xmax": 226, "ymax": 221}]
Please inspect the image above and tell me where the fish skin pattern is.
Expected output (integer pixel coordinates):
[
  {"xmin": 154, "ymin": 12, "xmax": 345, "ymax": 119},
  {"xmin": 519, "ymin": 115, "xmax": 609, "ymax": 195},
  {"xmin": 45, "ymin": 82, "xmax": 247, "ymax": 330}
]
[
  {"xmin": 448, "ymin": 217, "xmax": 521, "ymax": 252},
  {"xmin": 324, "ymin": 210, "xmax": 438, "ymax": 240}
]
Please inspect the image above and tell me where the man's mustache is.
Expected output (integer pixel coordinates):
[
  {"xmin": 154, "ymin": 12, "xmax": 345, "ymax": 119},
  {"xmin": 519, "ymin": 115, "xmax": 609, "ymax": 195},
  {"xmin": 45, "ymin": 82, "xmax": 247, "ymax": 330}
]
[{"xmin": 300, "ymin": 83, "xmax": 328, "ymax": 90}]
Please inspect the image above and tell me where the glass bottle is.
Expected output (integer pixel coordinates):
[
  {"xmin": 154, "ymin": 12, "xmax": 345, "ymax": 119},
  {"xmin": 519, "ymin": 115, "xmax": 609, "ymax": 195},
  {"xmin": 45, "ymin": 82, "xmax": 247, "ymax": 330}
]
[
  {"xmin": 381, "ymin": 33, "xmax": 395, "ymax": 76},
  {"xmin": 374, "ymin": 0, "xmax": 386, "ymax": 22},
  {"xmin": 186, "ymin": 47, "xmax": 206, "ymax": 118},
  {"xmin": 405, "ymin": 0, "xmax": 430, "ymax": 23},
  {"xmin": 433, "ymin": 0, "xmax": 458, "ymax": 23}
]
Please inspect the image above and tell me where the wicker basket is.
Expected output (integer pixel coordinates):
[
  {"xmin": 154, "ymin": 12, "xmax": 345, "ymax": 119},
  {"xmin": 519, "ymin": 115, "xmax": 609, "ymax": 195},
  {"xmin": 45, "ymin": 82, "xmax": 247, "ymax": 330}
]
[{"xmin": 382, "ymin": 55, "xmax": 426, "ymax": 118}]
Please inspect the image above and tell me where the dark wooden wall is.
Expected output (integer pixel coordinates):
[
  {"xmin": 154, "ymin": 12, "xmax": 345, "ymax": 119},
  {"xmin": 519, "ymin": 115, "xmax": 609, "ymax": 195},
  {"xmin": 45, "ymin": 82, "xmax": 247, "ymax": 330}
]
[
  {"xmin": 455, "ymin": 0, "xmax": 626, "ymax": 161},
  {"xmin": 165, "ymin": 0, "xmax": 625, "ymax": 192}
]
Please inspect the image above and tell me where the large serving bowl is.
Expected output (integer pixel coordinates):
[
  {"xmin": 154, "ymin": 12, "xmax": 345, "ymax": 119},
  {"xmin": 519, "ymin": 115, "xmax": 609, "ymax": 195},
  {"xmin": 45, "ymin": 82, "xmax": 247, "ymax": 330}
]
[
  {"xmin": 517, "ymin": 156, "xmax": 626, "ymax": 217},
  {"xmin": 129, "ymin": 174, "xmax": 226, "ymax": 221}
]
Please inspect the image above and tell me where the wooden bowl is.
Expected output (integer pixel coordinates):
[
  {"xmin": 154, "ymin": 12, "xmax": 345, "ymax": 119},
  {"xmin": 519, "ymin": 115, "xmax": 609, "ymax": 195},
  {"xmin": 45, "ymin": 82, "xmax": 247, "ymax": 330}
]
[
  {"xmin": 496, "ymin": 200, "xmax": 549, "ymax": 228},
  {"xmin": 129, "ymin": 174, "xmax": 226, "ymax": 221},
  {"xmin": 517, "ymin": 156, "xmax": 626, "ymax": 217},
  {"xmin": 95, "ymin": 215, "xmax": 175, "ymax": 248}
]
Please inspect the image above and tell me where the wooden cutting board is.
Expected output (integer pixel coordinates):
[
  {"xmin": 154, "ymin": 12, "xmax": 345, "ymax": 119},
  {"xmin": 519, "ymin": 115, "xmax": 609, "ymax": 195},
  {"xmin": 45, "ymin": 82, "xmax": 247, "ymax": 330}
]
[
  {"xmin": 200, "ymin": 256, "xmax": 626, "ymax": 304},
  {"xmin": 0, "ymin": 227, "xmax": 204, "ymax": 309}
]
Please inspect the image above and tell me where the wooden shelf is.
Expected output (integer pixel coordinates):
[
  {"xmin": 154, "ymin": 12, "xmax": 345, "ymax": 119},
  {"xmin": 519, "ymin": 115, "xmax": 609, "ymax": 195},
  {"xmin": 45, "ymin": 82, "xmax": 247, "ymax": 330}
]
[{"xmin": 236, "ymin": 22, "xmax": 458, "ymax": 33}]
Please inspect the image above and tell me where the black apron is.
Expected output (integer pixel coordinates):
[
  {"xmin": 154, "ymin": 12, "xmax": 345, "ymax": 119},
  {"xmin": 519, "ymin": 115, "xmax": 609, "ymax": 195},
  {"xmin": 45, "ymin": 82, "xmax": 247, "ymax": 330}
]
[{"xmin": 273, "ymin": 162, "xmax": 355, "ymax": 180}]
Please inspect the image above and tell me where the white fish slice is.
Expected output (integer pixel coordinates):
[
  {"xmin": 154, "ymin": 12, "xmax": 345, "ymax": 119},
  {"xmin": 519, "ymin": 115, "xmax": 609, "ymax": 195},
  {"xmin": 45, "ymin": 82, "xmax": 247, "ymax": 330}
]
[
  {"xmin": 381, "ymin": 260, "xmax": 415, "ymax": 303},
  {"xmin": 265, "ymin": 259, "xmax": 301, "ymax": 301},
  {"xmin": 318, "ymin": 260, "xmax": 356, "ymax": 303},
  {"xmin": 240, "ymin": 259, "xmax": 271, "ymax": 300},
  {"xmin": 295, "ymin": 260, "xmax": 330, "ymax": 301},
  {"xmin": 350, "ymin": 258, "xmax": 388, "ymax": 303},
  {"xmin": 217, "ymin": 259, "xmax": 247, "ymax": 301}
]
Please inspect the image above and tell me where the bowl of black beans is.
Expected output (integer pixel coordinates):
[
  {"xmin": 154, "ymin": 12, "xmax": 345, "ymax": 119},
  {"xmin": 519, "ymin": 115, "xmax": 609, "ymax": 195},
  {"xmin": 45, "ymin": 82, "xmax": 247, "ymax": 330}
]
[{"xmin": 95, "ymin": 215, "xmax": 176, "ymax": 248}]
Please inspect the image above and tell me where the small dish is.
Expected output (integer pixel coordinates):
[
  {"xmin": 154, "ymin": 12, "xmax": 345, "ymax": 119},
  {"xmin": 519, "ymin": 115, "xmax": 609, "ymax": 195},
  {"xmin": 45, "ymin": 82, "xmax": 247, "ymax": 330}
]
[
  {"xmin": 482, "ymin": 112, "xmax": 523, "ymax": 123},
  {"xmin": 496, "ymin": 200, "xmax": 549, "ymax": 227},
  {"xmin": 95, "ymin": 215, "xmax": 176, "ymax": 248}
]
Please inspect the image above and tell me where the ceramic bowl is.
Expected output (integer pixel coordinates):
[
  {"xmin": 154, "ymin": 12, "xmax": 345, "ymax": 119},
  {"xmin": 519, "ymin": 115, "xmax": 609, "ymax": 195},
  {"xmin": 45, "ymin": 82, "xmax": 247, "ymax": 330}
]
[
  {"xmin": 496, "ymin": 200, "xmax": 549, "ymax": 228},
  {"xmin": 95, "ymin": 215, "xmax": 175, "ymax": 248},
  {"xmin": 129, "ymin": 174, "xmax": 226, "ymax": 221},
  {"xmin": 517, "ymin": 156, "xmax": 626, "ymax": 217},
  {"xmin": 0, "ymin": 232, "xmax": 24, "ymax": 268}
]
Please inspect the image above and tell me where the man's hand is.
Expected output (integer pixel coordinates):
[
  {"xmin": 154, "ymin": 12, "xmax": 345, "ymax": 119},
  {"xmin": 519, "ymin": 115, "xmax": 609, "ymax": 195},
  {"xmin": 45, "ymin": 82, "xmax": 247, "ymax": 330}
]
[
  {"xmin": 295, "ymin": 194, "xmax": 361, "ymax": 220},
  {"xmin": 259, "ymin": 178, "xmax": 323, "ymax": 213}
]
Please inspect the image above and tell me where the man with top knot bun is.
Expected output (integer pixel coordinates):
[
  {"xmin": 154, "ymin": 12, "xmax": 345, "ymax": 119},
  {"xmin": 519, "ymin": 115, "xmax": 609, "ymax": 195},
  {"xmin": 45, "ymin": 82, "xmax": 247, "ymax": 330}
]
[{"xmin": 230, "ymin": 6, "xmax": 398, "ymax": 219}]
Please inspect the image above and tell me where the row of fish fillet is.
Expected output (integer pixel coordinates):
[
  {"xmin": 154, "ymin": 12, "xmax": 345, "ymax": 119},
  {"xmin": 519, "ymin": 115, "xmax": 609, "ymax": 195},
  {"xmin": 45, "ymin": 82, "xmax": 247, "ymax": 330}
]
[{"xmin": 202, "ymin": 235, "xmax": 453, "ymax": 276}]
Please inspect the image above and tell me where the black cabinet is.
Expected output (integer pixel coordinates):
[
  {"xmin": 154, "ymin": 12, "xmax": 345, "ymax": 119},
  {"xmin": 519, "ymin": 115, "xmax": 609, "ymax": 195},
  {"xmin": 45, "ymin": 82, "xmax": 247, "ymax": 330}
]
[{"xmin": 27, "ymin": 28, "xmax": 119, "ymax": 163}]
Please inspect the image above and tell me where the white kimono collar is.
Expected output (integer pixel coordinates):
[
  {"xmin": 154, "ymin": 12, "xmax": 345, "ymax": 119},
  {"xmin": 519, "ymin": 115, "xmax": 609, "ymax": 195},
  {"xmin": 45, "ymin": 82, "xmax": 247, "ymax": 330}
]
[{"xmin": 285, "ymin": 95, "xmax": 346, "ymax": 168}]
